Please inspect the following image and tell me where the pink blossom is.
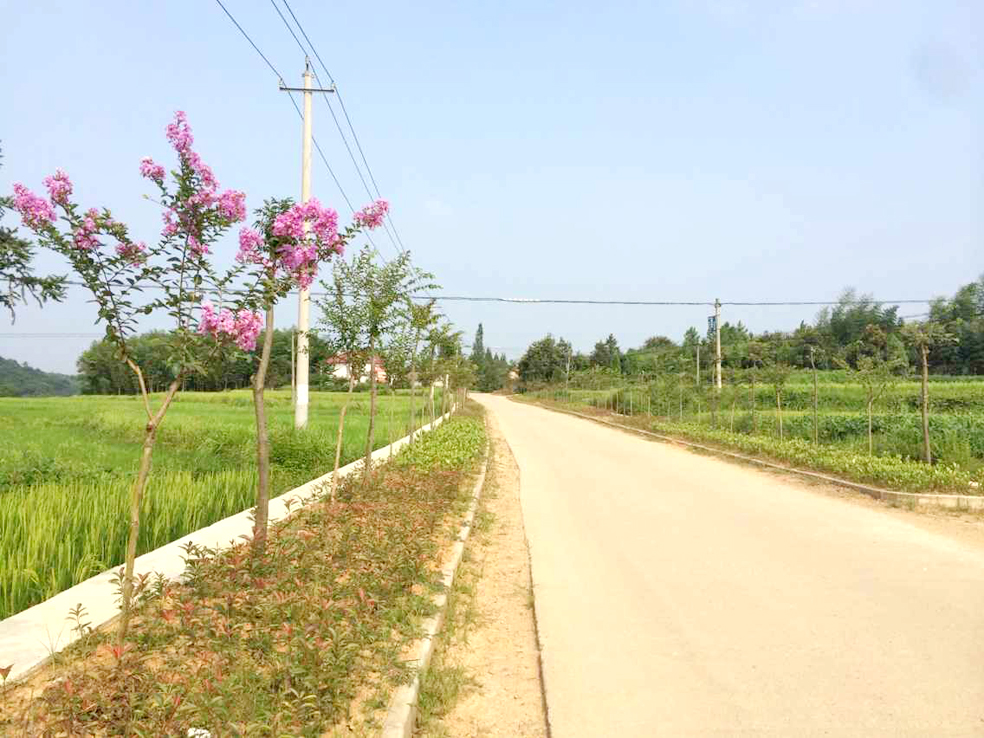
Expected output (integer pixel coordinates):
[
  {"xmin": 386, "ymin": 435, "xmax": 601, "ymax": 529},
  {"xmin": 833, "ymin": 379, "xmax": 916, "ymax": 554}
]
[
  {"xmin": 188, "ymin": 235, "xmax": 209, "ymax": 256},
  {"xmin": 198, "ymin": 300, "xmax": 264, "ymax": 351},
  {"xmin": 115, "ymin": 240, "xmax": 147, "ymax": 265},
  {"xmin": 237, "ymin": 226, "xmax": 265, "ymax": 265},
  {"xmin": 139, "ymin": 157, "xmax": 166, "ymax": 182},
  {"xmin": 11, "ymin": 183, "xmax": 56, "ymax": 230},
  {"xmin": 272, "ymin": 199, "xmax": 339, "ymax": 244},
  {"xmin": 73, "ymin": 209, "xmax": 101, "ymax": 250},
  {"xmin": 162, "ymin": 209, "xmax": 179, "ymax": 238},
  {"xmin": 233, "ymin": 309, "xmax": 264, "ymax": 351},
  {"xmin": 217, "ymin": 190, "xmax": 246, "ymax": 223},
  {"xmin": 42, "ymin": 169, "xmax": 73, "ymax": 206},
  {"xmin": 353, "ymin": 199, "xmax": 389, "ymax": 229},
  {"xmin": 165, "ymin": 111, "xmax": 194, "ymax": 157}
]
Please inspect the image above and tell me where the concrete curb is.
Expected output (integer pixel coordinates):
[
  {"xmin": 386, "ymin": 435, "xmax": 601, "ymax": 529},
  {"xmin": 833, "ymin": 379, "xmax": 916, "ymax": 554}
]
[
  {"xmin": 527, "ymin": 401, "xmax": 984, "ymax": 511},
  {"xmin": 379, "ymin": 434, "xmax": 491, "ymax": 738},
  {"xmin": 0, "ymin": 407, "xmax": 456, "ymax": 685}
]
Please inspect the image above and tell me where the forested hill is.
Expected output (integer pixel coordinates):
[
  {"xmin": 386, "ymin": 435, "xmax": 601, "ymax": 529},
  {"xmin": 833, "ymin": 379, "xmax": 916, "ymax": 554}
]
[{"xmin": 0, "ymin": 356, "xmax": 79, "ymax": 396}]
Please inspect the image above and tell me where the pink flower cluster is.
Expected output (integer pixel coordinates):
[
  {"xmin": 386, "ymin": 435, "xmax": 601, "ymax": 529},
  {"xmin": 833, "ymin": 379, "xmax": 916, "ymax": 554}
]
[
  {"xmin": 139, "ymin": 157, "xmax": 166, "ymax": 182},
  {"xmin": 42, "ymin": 169, "xmax": 73, "ymax": 205},
  {"xmin": 217, "ymin": 190, "xmax": 246, "ymax": 222},
  {"xmin": 115, "ymin": 240, "xmax": 147, "ymax": 265},
  {"xmin": 269, "ymin": 199, "xmax": 341, "ymax": 288},
  {"xmin": 158, "ymin": 111, "xmax": 246, "ymax": 247},
  {"xmin": 236, "ymin": 226, "xmax": 269, "ymax": 267},
  {"xmin": 272, "ymin": 198, "xmax": 339, "ymax": 244},
  {"xmin": 11, "ymin": 183, "xmax": 56, "ymax": 229},
  {"xmin": 353, "ymin": 199, "xmax": 389, "ymax": 229},
  {"xmin": 198, "ymin": 300, "xmax": 264, "ymax": 351},
  {"xmin": 73, "ymin": 209, "xmax": 101, "ymax": 250}
]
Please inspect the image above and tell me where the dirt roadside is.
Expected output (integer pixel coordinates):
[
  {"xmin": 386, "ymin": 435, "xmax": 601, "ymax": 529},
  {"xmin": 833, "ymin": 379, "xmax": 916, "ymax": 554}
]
[{"xmin": 416, "ymin": 412, "xmax": 548, "ymax": 738}]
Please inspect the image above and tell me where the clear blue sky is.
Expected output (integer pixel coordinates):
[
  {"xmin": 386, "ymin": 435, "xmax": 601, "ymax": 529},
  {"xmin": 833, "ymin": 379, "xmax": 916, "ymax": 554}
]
[{"xmin": 1, "ymin": 0, "xmax": 981, "ymax": 373}]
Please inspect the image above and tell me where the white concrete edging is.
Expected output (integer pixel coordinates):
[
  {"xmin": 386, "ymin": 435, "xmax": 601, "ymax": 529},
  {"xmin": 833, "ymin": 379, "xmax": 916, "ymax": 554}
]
[
  {"xmin": 534, "ymin": 402, "xmax": 984, "ymax": 511},
  {"xmin": 380, "ymin": 436, "xmax": 490, "ymax": 738},
  {"xmin": 0, "ymin": 406, "xmax": 456, "ymax": 684}
]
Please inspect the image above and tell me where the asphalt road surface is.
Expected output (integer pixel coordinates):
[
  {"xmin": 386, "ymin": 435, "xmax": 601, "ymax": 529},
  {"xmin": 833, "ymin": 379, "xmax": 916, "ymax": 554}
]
[{"xmin": 474, "ymin": 395, "xmax": 984, "ymax": 737}]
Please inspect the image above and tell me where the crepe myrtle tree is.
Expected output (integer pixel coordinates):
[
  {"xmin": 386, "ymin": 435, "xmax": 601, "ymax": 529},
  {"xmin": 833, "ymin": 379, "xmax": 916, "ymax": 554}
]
[
  {"xmin": 0, "ymin": 147, "xmax": 67, "ymax": 319},
  {"xmin": 10, "ymin": 111, "xmax": 252, "ymax": 644},
  {"xmin": 201, "ymin": 197, "xmax": 389, "ymax": 538},
  {"xmin": 317, "ymin": 245, "xmax": 435, "ymax": 480}
]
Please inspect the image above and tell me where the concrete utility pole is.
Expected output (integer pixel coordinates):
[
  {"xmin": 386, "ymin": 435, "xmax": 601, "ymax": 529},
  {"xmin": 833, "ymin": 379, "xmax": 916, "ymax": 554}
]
[
  {"xmin": 280, "ymin": 59, "xmax": 335, "ymax": 429},
  {"xmin": 715, "ymin": 298, "xmax": 722, "ymax": 390}
]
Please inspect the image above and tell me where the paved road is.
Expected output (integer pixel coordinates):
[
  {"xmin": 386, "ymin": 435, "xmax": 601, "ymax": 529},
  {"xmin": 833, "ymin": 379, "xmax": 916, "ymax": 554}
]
[{"xmin": 475, "ymin": 395, "xmax": 984, "ymax": 737}]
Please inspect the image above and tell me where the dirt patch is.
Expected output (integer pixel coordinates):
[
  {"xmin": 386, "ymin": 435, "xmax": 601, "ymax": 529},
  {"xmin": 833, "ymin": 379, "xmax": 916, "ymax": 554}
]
[{"xmin": 417, "ymin": 413, "xmax": 548, "ymax": 737}]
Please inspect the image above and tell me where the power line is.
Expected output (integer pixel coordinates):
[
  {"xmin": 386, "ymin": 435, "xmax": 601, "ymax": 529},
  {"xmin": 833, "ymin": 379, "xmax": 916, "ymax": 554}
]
[
  {"xmin": 211, "ymin": 0, "xmax": 387, "ymax": 257},
  {"xmin": 278, "ymin": 0, "xmax": 409, "ymax": 253},
  {"xmin": 265, "ymin": 0, "xmax": 402, "ymax": 256},
  {"xmin": 52, "ymin": 281, "xmax": 937, "ymax": 307}
]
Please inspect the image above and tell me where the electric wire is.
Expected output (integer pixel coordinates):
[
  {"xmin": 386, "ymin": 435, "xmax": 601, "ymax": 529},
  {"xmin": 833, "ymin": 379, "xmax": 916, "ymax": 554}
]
[
  {"xmin": 266, "ymin": 0, "xmax": 403, "ymax": 255},
  {"xmin": 212, "ymin": 0, "xmax": 385, "ymax": 256},
  {"xmin": 279, "ymin": 0, "xmax": 409, "ymax": 253},
  {"xmin": 44, "ymin": 282, "xmax": 938, "ymax": 307}
]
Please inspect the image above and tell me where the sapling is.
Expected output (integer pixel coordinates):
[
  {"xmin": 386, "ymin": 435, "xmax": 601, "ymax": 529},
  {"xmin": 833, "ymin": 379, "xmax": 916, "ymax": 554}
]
[
  {"xmin": 202, "ymin": 197, "xmax": 388, "ymax": 543},
  {"xmin": 12, "ymin": 111, "xmax": 251, "ymax": 644}
]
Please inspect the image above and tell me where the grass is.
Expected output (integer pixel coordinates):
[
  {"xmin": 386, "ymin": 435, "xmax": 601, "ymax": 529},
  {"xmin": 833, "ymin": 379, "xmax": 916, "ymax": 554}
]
[
  {"xmin": 0, "ymin": 388, "xmax": 445, "ymax": 620},
  {"xmin": 0, "ymin": 409, "xmax": 487, "ymax": 736}
]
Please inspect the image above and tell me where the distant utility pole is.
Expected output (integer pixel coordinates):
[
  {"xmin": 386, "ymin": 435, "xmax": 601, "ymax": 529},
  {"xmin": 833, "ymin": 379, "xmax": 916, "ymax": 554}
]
[
  {"xmin": 715, "ymin": 298, "xmax": 722, "ymax": 390},
  {"xmin": 280, "ymin": 58, "xmax": 335, "ymax": 429}
]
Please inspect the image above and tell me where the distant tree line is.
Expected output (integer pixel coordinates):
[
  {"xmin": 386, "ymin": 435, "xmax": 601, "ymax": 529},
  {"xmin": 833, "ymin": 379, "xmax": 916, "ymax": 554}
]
[
  {"xmin": 516, "ymin": 278, "xmax": 984, "ymax": 386},
  {"xmin": 0, "ymin": 356, "xmax": 78, "ymax": 396},
  {"xmin": 76, "ymin": 329, "xmax": 335, "ymax": 395}
]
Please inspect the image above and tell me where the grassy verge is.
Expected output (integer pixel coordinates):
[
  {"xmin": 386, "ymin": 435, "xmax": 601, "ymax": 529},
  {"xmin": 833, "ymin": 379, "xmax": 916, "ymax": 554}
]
[
  {"xmin": 523, "ymin": 396, "xmax": 984, "ymax": 495},
  {"xmin": 0, "ymin": 406, "xmax": 486, "ymax": 736}
]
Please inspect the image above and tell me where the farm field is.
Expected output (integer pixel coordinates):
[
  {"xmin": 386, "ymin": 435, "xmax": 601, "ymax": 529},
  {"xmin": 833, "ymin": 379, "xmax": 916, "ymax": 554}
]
[
  {"xmin": 0, "ymin": 388, "xmax": 443, "ymax": 619},
  {"xmin": 527, "ymin": 371, "xmax": 984, "ymax": 493}
]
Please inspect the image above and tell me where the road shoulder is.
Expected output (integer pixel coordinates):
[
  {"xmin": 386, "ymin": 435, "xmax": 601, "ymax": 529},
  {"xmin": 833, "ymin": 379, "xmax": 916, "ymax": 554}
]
[{"xmin": 416, "ymin": 410, "xmax": 548, "ymax": 738}]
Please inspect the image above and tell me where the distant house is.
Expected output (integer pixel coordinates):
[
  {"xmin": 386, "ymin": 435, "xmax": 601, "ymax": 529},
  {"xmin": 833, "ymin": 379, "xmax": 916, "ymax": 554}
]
[{"xmin": 324, "ymin": 354, "xmax": 387, "ymax": 384}]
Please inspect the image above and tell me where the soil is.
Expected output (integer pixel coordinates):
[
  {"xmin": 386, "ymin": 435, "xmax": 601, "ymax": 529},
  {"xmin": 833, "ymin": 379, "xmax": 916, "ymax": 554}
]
[{"xmin": 419, "ymin": 413, "xmax": 548, "ymax": 738}]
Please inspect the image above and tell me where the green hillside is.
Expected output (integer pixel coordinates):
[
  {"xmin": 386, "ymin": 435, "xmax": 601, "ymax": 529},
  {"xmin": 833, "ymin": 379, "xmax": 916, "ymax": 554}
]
[{"xmin": 0, "ymin": 356, "xmax": 79, "ymax": 396}]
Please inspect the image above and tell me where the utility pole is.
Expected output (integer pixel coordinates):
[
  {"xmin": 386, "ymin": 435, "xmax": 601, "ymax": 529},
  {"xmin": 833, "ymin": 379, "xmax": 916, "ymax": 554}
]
[
  {"xmin": 280, "ymin": 59, "xmax": 335, "ymax": 429},
  {"xmin": 715, "ymin": 298, "xmax": 722, "ymax": 390}
]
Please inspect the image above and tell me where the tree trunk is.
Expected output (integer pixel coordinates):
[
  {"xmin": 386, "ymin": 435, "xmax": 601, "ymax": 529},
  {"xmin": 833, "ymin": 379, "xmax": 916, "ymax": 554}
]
[
  {"xmin": 776, "ymin": 388, "xmax": 783, "ymax": 440},
  {"xmin": 118, "ymin": 373, "xmax": 181, "ymax": 647},
  {"xmin": 730, "ymin": 391, "xmax": 737, "ymax": 433},
  {"xmin": 251, "ymin": 308, "xmax": 275, "ymax": 555},
  {"xmin": 408, "ymin": 366, "xmax": 416, "ymax": 444},
  {"xmin": 810, "ymin": 348, "xmax": 819, "ymax": 445},
  {"xmin": 921, "ymin": 345, "xmax": 932, "ymax": 464},
  {"xmin": 750, "ymin": 372, "xmax": 758, "ymax": 433},
  {"xmin": 363, "ymin": 338, "xmax": 378, "ymax": 478},
  {"xmin": 429, "ymin": 382, "xmax": 435, "ymax": 426},
  {"xmin": 867, "ymin": 397, "xmax": 874, "ymax": 455},
  {"xmin": 331, "ymin": 375, "xmax": 355, "ymax": 502},
  {"xmin": 388, "ymin": 386, "xmax": 394, "ymax": 457}
]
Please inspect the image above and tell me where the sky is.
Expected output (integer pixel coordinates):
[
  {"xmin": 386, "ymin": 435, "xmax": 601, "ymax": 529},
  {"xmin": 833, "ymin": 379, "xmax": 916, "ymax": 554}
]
[{"xmin": 1, "ymin": 0, "xmax": 982, "ymax": 373}]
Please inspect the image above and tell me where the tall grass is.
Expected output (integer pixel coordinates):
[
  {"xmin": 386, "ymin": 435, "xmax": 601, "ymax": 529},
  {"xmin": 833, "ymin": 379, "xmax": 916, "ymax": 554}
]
[{"xmin": 0, "ymin": 389, "xmax": 444, "ymax": 619}]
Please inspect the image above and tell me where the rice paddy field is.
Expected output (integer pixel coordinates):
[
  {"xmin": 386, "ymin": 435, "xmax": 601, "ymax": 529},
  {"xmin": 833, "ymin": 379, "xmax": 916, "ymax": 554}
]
[{"xmin": 0, "ymin": 388, "xmax": 443, "ymax": 619}]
